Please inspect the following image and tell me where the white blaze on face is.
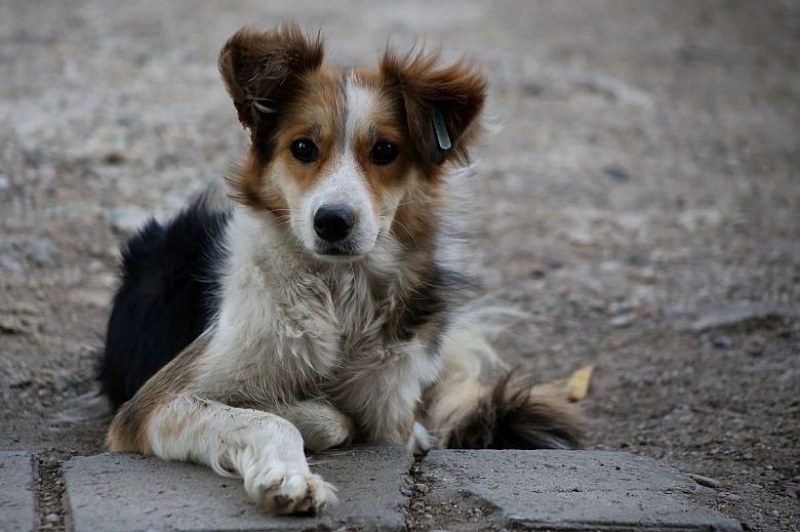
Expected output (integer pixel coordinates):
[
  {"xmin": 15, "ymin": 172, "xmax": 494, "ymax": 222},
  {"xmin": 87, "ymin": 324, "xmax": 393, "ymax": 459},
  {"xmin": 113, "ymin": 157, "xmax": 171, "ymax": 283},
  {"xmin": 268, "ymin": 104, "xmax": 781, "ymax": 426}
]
[{"xmin": 297, "ymin": 77, "xmax": 383, "ymax": 257}]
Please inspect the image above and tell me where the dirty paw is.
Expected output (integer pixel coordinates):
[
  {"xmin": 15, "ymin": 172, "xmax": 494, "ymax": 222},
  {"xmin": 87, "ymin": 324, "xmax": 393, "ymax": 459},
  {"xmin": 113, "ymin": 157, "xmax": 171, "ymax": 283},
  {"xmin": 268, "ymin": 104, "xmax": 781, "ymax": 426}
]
[{"xmin": 244, "ymin": 463, "xmax": 338, "ymax": 514}]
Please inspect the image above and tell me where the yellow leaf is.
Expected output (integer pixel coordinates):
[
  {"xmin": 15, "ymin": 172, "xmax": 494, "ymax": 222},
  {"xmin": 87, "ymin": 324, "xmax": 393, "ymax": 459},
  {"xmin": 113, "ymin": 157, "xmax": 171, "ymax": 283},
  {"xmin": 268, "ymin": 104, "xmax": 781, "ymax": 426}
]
[{"xmin": 566, "ymin": 364, "xmax": 595, "ymax": 402}]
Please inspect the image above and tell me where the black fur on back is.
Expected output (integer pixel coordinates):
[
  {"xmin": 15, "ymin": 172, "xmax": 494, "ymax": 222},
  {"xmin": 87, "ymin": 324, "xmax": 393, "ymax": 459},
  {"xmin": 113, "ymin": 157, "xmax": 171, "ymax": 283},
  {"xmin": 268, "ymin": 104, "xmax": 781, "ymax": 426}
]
[
  {"xmin": 99, "ymin": 199, "xmax": 230, "ymax": 410},
  {"xmin": 445, "ymin": 372, "xmax": 584, "ymax": 450}
]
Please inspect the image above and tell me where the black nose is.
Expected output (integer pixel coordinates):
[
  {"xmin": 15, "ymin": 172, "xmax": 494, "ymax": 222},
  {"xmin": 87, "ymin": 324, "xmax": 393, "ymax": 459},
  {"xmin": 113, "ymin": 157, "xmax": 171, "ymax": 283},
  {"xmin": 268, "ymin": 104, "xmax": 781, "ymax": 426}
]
[{"xmin": 313, "ymin": 205, "xmax": 355, "ymax": 242}]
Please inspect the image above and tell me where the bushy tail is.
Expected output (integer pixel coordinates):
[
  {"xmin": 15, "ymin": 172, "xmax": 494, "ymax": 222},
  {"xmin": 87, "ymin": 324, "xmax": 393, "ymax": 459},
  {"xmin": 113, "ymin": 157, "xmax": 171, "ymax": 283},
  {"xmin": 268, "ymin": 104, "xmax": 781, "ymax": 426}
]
[{"xmin": 423, "ymin": 321, "xmax": 585, "ymax": 450}]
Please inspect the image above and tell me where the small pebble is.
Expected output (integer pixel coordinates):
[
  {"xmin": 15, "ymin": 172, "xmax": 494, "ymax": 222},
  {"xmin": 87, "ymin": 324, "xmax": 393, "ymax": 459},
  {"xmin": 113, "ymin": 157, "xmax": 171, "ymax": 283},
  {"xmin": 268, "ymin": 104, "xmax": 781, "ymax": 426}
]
[
  {"xmin": 413, "ymin": 482, "xmax": 430, "ymax": 494},
  {"xmin": 711, "ymin": 335, "xmax": 733, "ymax": 349},
  {"xmin": 603, "ymin": 165, "xmax": 632, "ymax": 182},
  {"xmin": 688, "ymin": 473, "xmax": 721, "ymax": 489},
  {"xmin": 610, "ymin": 313, "xmax": 636, "ymax": 328}
]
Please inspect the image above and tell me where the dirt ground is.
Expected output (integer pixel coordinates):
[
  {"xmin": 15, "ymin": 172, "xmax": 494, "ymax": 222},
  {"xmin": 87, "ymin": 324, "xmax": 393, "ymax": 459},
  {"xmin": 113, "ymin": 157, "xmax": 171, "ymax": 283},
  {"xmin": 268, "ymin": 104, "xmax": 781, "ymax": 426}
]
[{"xmin": 1, "ymin": 1, "xmax": 798, "ymax": 530}]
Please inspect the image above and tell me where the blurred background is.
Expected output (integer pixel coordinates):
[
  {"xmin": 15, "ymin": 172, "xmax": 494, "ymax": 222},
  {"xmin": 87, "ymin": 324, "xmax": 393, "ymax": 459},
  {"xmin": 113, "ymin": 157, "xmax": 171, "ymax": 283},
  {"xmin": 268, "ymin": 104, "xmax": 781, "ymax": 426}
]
[{"xmin": 1, "ymin": 1, "xmax": 798, "ymax": 529}]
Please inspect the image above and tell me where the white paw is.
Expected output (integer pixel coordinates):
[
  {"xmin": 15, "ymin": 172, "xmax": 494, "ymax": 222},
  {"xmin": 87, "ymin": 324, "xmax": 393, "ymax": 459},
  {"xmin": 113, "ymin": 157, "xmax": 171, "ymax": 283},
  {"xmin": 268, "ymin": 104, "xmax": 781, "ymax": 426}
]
[
  {"xmin": 243, "ymin": 460, "xmax": 338, "ymax": 515},
  {"xmin": 407, "ymin": 421, "xmax": 432, "ymax": 454}
]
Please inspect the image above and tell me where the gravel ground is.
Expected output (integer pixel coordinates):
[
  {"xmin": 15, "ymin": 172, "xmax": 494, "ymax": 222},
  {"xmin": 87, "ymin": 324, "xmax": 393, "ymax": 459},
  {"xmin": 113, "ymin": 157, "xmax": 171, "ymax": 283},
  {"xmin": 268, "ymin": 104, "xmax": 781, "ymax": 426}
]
[{"xmin": 1, "ymin": 1, "xmax": 798, "ymax": 530}]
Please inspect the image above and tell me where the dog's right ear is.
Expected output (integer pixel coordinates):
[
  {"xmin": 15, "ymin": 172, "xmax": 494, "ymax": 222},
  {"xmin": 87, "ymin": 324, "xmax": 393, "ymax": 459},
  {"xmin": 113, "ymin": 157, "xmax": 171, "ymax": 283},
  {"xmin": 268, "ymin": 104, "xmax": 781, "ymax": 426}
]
[{"xmin": 219, "ymin": 25, "xmax": 324, "ymax": 133}]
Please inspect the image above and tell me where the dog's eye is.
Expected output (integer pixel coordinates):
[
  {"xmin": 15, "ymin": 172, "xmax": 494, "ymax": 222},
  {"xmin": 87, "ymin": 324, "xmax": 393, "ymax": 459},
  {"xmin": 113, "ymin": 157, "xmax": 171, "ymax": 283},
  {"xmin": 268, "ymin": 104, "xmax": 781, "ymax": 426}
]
[
  {"xmin": 290, "ymin": 139, "xmax": 319, "ymax": 163},
  {"xmin": 369, "ymin": 141, "xmax": 399, "ymax": 166}
]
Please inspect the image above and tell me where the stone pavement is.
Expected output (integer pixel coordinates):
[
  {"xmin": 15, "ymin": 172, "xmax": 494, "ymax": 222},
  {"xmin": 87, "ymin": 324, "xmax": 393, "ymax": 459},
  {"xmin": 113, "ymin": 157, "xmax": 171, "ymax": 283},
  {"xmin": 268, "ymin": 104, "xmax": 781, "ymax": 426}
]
[
  {"xmin": 2, "ymin": 447, "xmax": 742, "ymax": 531},
  {"xmin": 0, "ymin": 452, "xmax": 36, "ymax": 531},
  {"xmin": 418, "ymin": 450, "xmax": 741, "ymax": 531}
]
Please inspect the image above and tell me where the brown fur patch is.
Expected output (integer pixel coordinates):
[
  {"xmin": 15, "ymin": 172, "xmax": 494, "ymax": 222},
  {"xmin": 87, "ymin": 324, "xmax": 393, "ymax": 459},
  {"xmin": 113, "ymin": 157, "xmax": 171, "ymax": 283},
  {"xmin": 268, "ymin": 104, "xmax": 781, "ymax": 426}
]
[
  {"xmin": 219, "ymin": 25, "xmax": 327, "ymax": 213},
  {"xmin": 380, "ymin": 49, "xmax": 487, "ymax": 175},
  {"xmin": 269, "ymin": 71, "xmax": 345, "ymax": 194},
  {"xmin": 226, "ymin": 153, "xmax": 291, "ymax": 216},
  {"xmin": 106, "ymin": 334, "xmax": 209, "ymax": 453},
  {"xmin": 218, "ymin": 25, "xmax": 324, "ymax": 133},
  {"xmin": 349, "ymin": 86, "xmax": 416, "ymax": 201},
  {"xmin": 389, "ymin": 182, "xmax": 443, "ymax": 250}
]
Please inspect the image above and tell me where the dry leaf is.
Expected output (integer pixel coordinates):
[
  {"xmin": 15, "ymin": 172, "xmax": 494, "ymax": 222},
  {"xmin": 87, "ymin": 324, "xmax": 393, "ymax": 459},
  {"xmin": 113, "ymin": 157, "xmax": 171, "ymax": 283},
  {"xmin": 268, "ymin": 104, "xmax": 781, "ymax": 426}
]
[{"xmin": 566, "ymin": 364, "xmax": 595, "ymax": 402}]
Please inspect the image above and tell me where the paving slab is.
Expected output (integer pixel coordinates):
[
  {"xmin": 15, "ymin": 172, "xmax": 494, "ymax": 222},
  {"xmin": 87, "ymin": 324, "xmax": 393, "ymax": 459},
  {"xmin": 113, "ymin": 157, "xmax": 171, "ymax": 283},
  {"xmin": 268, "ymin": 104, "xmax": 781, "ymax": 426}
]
[
  {"xmin": 418, "ymin": 450, "xmax": 742, "ymax": 531},
  {"xmin": 0, "ymin": 451, "xmax": 36, "ymax": 532},
  {"xmin": 63, "ymin": 445, "xmax": 412, "ymax": 531}
]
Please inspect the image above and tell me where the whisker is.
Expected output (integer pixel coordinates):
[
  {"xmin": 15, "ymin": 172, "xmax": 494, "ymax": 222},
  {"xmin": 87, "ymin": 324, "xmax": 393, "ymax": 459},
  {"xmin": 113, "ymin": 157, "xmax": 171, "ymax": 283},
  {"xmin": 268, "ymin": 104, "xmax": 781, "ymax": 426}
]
[{"xmin": 387, "ymin": 217, "xmax": 420, "ymax": 248}]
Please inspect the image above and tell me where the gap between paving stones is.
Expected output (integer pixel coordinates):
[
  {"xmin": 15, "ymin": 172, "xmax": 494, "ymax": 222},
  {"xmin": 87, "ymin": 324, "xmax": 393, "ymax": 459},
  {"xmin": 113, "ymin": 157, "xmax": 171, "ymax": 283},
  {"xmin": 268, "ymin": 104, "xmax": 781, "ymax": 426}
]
[
  {"xmin": 406, "ymin": 450, "xmax": 517, "ymax": 531},
  {"xmin": 404, "ymin": 452, "xmax": 435, "ymax": 530},
  {"xmin": 35, "ymin": 451, "xmax": 77, "ymax": 532}
]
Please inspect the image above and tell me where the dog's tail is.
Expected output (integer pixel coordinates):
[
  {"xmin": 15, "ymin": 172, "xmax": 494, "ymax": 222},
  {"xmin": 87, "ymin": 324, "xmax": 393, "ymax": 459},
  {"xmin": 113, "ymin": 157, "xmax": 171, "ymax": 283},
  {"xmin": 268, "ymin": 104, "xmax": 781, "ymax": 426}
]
[{"xmin": 423, "ymin": 320, "xmax": 585, "ymax": 450}]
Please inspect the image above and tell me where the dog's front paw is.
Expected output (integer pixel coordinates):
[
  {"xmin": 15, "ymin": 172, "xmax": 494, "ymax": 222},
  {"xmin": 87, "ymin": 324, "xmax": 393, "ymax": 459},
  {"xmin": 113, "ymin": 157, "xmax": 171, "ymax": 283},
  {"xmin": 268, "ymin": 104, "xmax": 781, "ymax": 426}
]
[
  {"xmin": 407, "ymin": 421, "xmax": 433, "ymax": 454},
  {"xmin": 243, "ymin": 460, "xmax": 338, "ymax": 515}
]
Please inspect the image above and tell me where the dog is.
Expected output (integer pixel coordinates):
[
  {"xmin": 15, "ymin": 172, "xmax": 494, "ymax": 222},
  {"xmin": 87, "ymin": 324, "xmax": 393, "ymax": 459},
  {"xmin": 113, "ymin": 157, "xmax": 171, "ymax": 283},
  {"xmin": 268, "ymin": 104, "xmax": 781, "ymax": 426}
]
[{"xmin": 100, "ymin": 25, "xmax": 584, "ymax": 515}]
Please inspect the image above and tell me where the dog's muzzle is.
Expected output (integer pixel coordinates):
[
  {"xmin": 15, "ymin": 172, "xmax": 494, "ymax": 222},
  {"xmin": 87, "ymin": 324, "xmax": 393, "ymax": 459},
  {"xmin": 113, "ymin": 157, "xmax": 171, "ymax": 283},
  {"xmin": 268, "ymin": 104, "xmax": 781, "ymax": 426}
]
[
  {"xmin": 314, "ymin": 204, "xmax": 355, "ymax": 243},
  {"xmin": 312, "ymin": 204, "xmax": 367, "ymax": 257}
]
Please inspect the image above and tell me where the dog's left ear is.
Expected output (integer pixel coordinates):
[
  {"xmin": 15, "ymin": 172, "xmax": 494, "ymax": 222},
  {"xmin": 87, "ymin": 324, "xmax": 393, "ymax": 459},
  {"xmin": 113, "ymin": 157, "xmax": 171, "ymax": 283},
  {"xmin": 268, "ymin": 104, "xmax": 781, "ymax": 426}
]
[{"xmin": 381, "ymin": 50, "xmax": 486, "ymax": 172}]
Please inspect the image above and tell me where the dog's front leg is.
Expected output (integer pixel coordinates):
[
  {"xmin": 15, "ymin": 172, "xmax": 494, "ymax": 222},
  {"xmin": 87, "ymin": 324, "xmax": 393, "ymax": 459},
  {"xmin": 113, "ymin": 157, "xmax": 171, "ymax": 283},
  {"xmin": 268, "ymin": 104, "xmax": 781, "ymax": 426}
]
[
  {"xmin": 278, "ymin": 399, "xmax": 355, "ymax": 453},
  {"xmin": 107, "ymin": 370, "xmax": 337, "ymax": 515},
  {"xmin": 407, "ymin": 420, "xmax": 433, "ymax": 453},
  {"xmin": 147, "ymin": 395, "xmax": 337, "ymax": 513},
  {"xmin": 332, "ymin": 343, "xmax": 440, "ymax": 453}
]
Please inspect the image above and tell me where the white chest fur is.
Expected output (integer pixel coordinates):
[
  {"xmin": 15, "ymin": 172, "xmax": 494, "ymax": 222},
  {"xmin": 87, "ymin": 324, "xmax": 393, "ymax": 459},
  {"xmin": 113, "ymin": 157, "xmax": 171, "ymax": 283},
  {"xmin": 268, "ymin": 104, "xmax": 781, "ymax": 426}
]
[{"xmin": 196, "ymin": 209, "xmax": 441, "ymax": 442}]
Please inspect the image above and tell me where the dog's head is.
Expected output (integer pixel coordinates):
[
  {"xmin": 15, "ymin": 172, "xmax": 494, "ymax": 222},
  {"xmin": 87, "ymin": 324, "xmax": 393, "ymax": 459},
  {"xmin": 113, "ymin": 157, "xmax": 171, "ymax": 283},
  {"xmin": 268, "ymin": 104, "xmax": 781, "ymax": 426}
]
[{"xmin": 219, "ymin": 25, "xmax": 485, "ymax": 260}]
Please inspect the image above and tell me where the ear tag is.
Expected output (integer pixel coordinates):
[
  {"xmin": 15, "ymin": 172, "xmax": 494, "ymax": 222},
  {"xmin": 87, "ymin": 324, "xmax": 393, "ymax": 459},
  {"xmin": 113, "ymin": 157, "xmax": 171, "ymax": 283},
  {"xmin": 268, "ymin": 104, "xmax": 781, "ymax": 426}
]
[
  {"xmin": 432, "ymin": 107, "xmax": 452, "ymax": 151},
  {"xmin": 247, "ymin": 93, "xmax": 275, "ymax": 115},
  {"xmin": 251, "ymin": 100, "xmax": 272, "ymax": 113}
]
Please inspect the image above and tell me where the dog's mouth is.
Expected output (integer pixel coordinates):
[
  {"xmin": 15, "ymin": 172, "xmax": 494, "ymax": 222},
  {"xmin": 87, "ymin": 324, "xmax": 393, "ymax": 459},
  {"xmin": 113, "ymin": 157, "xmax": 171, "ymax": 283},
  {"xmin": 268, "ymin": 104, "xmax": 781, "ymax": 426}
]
[{"xmin": 312, "ymin": 242, "xmax": 368, "ymax": 261}]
